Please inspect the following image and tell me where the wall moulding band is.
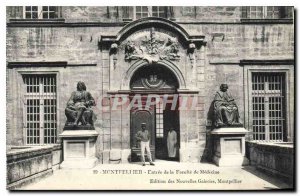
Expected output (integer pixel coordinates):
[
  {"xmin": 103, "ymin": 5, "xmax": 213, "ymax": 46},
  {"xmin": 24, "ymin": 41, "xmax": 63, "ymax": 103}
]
[
  {"xmin": 240, "ymin": 59, "xmax": 294, "ymax": 65},
  {"xmin": 7, "ymin": 62, "xmax": 97, "ymax": 68},
  {"xmin": 209, "ymin": 59, "xmax": 294, "ymax": 66}
]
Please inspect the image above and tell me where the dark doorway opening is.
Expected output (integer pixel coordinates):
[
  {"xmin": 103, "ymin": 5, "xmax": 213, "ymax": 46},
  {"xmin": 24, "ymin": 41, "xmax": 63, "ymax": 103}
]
[{"xmin": 155, "ymin": 100, "xmax": 180, "ymax": 161}]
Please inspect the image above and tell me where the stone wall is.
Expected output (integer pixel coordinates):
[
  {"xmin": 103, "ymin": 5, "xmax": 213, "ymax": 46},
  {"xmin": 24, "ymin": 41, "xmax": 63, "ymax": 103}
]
[
  {"xmin": 6, "ymin": 145, "xmax": 62, "ymax": 189},
  {"xmin": 246, "ymin": 141, "xmax": 294, "ymax": 185}
]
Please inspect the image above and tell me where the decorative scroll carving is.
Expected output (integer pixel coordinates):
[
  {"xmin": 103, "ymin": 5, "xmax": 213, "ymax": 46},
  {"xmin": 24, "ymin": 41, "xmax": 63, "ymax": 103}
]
[
  {"xmin": 187, "ymin": 41, "xmax": 196, "ymax": 66},
  {"xmin": 124, "ymin": 40, "xmax": 139, "ymax": 60},
  {"xmin": 161, "ymin": 38, "xmax": 180, "ymax": 60},
  {"xmin": 110, "ymin": 43, "xmax": 118, "ymax": 69},
  {"xmin": 124, "ymin": 28, "xmax": 180, "ymax": 64}
]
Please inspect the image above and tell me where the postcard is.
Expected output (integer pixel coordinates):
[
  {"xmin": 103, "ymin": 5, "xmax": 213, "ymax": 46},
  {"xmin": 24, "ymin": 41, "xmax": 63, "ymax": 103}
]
[{"xmin": 6, "ymin": 6, "xmax": 295, "ymax": 190}]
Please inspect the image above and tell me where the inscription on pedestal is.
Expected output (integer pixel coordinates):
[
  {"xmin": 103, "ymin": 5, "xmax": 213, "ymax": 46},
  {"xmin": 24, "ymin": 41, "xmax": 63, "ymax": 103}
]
[
  {"xmin": 59, "ymin": 131, "xmax": 99, "ymax": 169},
  {"xmin": 66, "ymin": 142, "xmax": 85, "ymax": 158},
  {"xmin": 211, "ymin": 127, "xmax": 249, "ymax": 167},
  {"xmin": 224, "ymin": 139, "xmax": 242, "ymax": 154}
]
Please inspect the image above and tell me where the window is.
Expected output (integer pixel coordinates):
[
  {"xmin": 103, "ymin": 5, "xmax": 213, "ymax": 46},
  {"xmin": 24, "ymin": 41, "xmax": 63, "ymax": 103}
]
[
  {"xmin": 249, "ymin": 6, "xmax": 279, "ymax": 19},
  {"xmin": 152, "ymin": 6, "xmax": 165, "ymax": 17},
  {"xmin": 251, "ymin": 72, "xmax": 286, "ymax": 141},
  {"xmin": 24, "ymin": 6, "xmax": 59, "ymax": 19},
  {"xmin": 242, "ymin": 6, "xmax": 293, "ymax": 19},
  {"xmin": 155, "ymin": 101, "xmax": 164, "ymax": 138},
  {"xmin": 23, "ymin": 74, "xmax": 57, "ymax": 145},
  {"xmin": 42, "ymin": 6, "xmax": 57, "ymax": 19},
  {"xmin": 25, "ymin": 6, "xmax": 38, "ymax": 19},
  {"xmin": 134, "ymin": 6, "xmax": 166, "ymax": 19},
  {"xmin": 265, "ymin": 7, "xmax": 280, "ymax": 19},
  {"xmin": 249, "ymin": 6, "xmax": 264, "ymax": 19},
  {"xmin": 135, "ymin": 6, "xmax": 149, "ymax": 19},
  {"xmin": 106, "ymin": 6, "xmax": 119, "ymax": 18}
]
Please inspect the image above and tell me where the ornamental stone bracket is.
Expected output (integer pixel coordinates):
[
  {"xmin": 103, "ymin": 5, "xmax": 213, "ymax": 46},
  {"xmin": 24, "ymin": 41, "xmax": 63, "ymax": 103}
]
[
  {"xmin": 187, "ymin": 41, "xmax": 196, "ymax": 66},
  {"xmin": 110, "ymin": 43, "xmax": 118, "ymax": 69},
  {"xmin": 98, "ymin": 17, "xmax": 206, "ymax": 65}
]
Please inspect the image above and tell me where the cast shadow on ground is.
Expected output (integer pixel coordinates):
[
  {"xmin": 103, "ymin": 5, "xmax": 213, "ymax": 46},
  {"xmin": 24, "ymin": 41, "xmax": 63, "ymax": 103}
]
[{"xmin": 241, "ymin": 166, "xmax": 294, "ymax": 190}]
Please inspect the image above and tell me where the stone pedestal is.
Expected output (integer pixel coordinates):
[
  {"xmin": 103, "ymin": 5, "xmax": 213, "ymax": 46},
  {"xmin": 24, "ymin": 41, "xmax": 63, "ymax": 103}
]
[
  {"xmin": 211, "ymin": 127, "xmax": 249, "ymax": 167},
  {"xmin": 59, "ymin": 130, "xmax": 99, "ymax": 169}
]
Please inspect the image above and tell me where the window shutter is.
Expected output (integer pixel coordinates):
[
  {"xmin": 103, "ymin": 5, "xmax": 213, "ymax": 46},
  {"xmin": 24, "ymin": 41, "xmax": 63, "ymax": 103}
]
[
  {"xmin": 241, "ymin": 6, "xmax": 248, "ymax": 18},
  {"xmin": 122, "ymin": 6, "xmax": 129, "ymax": 19},
  {"xmin": 57, "ymin": 6, "xmax": 62, "ymax": 18},
  {"xmin": 164, "ymin": 6, "xmax": 168, "ymax": 18},
  {"xmin": 107, "ymin": 6, "xmax": 110, "ymax": 18},
  {"xmin": 279, "ymin": 6, "xmax": 286, "ymax": 18},
  {"xmin": 169, "ymin": 6, "xmax": 174, "ymax": 19},
  {"xmin": 17, "ymin": 6, "xmax": 23, "ymax": 19},
  {"xmin": 116, "ymin": 6, "xmax": 119, "ymax": 18}
]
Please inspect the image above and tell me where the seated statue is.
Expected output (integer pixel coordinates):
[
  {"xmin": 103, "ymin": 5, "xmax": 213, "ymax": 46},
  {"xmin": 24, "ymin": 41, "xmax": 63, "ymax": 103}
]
[
  {"xmin": 213, "ymin": 84, "xmax": 241, "ymax": 127},
  {"xmin": 65, "ymin": 81, "xmax": 96, "ymax": 128}
]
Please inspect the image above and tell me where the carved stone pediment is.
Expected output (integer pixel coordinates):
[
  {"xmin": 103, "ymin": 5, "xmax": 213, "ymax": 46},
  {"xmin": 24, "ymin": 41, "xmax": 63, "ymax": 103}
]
[
  {"xmin": 122, "ymin": 27, "xmax": 181, "ymax": 64},
  {"xmin": 99, "ymin": 18, "xmax": 206, "ymax": 63}
]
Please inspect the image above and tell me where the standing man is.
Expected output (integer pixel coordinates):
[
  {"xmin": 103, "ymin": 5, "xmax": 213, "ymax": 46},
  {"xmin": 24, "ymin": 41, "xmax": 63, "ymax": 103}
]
[
  {"xmin": 135, "ymin": 123, "xmax": 155, "ymax": 166},
  {"xmin": 167, "ymin": 128, "xmax": 177, "ymax": 159}
]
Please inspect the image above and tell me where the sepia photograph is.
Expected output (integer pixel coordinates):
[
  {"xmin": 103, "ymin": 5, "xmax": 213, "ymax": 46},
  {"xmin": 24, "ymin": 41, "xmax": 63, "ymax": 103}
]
[{"xmin": 5, "ymin": 4, "xmax": 295, "ymax": 191}]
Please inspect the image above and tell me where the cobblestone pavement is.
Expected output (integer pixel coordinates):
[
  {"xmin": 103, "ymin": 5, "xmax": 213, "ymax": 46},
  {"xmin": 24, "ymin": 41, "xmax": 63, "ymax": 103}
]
[{"xmin": 21, "ymin": 160, "xmax": 292, "ymax": 190}]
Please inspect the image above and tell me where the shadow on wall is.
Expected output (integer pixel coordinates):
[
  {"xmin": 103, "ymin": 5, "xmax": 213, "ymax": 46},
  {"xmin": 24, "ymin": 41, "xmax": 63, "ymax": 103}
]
[
  {"xmin": 200, "ymin": 101, "xmax": 215, "ymax": 163},
  {"xmin": 207, "ymin": 101, "xmax": 215, "ymax": 128},
  {"xmin": 200, "ymin": 133, "xmax": 213, "ymax": 163}
]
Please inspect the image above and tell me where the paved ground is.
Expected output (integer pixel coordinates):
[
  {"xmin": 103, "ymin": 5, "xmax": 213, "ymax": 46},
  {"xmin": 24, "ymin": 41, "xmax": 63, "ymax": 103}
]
[{"xmin": 21, "ymin": 160, "xmax": 292, "ymax": 190}]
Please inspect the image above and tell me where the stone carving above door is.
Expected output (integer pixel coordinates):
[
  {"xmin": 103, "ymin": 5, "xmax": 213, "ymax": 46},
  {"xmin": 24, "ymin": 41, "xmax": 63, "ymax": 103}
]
[
  {"xmin": 123, "ymin": 27, "xmax": 180, "ymax": 64},
  {"xmin": 99, "ymin": 18, "xmax": 206, "ymax": 68},
  {"xmin": 130, "ymin": 64, "xmax": 179, "ymax": 91},
  {"xmin": 141, "ymin": 74, "xmax": 166, "ymax": 89}
]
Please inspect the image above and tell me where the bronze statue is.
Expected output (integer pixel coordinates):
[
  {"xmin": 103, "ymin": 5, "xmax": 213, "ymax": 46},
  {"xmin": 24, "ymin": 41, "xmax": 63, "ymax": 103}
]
[
  {"xmin": 213, "ymin": 84, "xmax": 241, "ymax": 127},
  {"xmin": 65, "ymin": 81, "xmax": 96, "ymax": 128}
]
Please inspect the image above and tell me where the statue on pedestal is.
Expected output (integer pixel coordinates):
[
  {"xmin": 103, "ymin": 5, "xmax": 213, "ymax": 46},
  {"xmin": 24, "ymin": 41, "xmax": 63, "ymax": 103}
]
[
  {"xmin": 60, "ymin": 81, "xmax": 98, "ymax": 169},
  {"xmin": 213, "ymin": 84, "xmax": 242, "ymax": 128},
  {"xmin": 64, "ymin": 81, "xmax": 96, "ymax": 130}
]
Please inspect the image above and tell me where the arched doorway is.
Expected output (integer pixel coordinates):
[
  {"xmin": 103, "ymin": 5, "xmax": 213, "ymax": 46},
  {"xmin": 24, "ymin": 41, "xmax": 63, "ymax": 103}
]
[{"xmin": 130, "ymin": 64, "xmax": 180, "ymax": 162}]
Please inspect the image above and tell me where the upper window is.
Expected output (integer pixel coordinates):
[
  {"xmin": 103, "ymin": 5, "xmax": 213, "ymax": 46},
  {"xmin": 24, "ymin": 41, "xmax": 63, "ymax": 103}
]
[
  {"xmin": 151, "ymin": 6, "xmax": 165, "ymax": 17},
  {"xmin": 25, "ymin": 6, "xmax": 38, "ymax": 19},
  {"xmin": 24, "ymin": 6, "xmax": 59, "ymax": 19},
  {"xmin": 106, "ymin": 6, "xmax": 119, "ymax": 18},
  {"xmin": 134, "ymin": 6, "xmax": 166, "ymax": 20},
  {"xmin": 242, "ymin": 6, "xmax": 293, "ymax": 19}
]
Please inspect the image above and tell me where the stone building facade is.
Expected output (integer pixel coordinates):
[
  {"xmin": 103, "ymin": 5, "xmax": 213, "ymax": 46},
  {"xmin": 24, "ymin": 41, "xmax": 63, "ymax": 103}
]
[{"xmin": 6, "ymin": 6, "xmax": 294, "ymax": 164}]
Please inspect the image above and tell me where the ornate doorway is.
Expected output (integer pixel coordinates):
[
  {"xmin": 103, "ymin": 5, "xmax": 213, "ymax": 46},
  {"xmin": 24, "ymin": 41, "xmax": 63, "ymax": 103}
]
[{"xmin": 129, "ymin": 64, "xmax": 180, "ymax": 162}]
